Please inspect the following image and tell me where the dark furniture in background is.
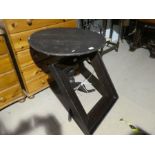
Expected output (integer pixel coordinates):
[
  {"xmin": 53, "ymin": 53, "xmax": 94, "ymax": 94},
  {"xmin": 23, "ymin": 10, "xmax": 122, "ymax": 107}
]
[
  {"xmin": 79, "ymin": 19, "xmax": 121, "ymax": 55},
  {"xmin": 29, "ymin": 28, "xmax": 118, "ymax": 134},
  {"xmin": 123, "ymin": 19, "xmax": 155, "ymax": 58}
]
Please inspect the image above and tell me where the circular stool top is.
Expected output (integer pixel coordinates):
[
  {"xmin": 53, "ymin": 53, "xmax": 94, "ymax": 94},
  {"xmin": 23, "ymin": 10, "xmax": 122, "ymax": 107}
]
[{"xmin": 29, "ymin": 28, "xmax": 106, "ymax": 57}]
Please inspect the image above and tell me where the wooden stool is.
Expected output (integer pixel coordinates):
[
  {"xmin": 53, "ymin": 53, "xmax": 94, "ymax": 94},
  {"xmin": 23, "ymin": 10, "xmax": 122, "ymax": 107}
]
[{"xmin": 29, "ymin": 28, "xmax": 118, "ymax": 134}]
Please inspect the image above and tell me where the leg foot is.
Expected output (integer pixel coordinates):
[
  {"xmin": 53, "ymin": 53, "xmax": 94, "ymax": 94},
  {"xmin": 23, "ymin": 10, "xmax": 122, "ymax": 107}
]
[
  {"xmin": 19, "ymin": 98, "xmax": 26, "ymax": 103},
  {"xmin": 28, "ymin": 95, "xmax": 35, "ymax": 99}
]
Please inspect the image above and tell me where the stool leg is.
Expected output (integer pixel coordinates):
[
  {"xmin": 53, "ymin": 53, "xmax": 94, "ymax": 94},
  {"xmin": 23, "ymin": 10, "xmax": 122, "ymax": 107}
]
[
  {"xmin": 79, "ymin": 63, "xmax": 109, "ymax": 97},
  {"xmin": 48, "ymin": 53, "xmax": 118, "ymax": 134},
  {"xmin": 85, "ymin": 53, "xmax": 118, "ymax": 133},
  {"xmin": 90, "ymin": 52, "xmax": 118, "ymax": 98},
  {"xmin": 48, "ymin": 64, "xmax": 89, "ymax": 134}
]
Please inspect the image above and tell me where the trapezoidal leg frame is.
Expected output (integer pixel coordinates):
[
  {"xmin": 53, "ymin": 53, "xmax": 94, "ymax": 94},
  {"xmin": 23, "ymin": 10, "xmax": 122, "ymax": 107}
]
[{"xmin": 48, "ymin": 53, "xmax": 118, "ymax": 134}]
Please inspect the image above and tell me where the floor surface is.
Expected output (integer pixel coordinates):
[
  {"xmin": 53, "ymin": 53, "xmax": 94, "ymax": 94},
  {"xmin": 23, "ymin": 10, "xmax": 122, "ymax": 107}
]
[{"xmin": 0, "ymin": 41, "xmax": 155, "ymax": 135}]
